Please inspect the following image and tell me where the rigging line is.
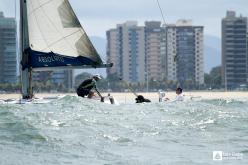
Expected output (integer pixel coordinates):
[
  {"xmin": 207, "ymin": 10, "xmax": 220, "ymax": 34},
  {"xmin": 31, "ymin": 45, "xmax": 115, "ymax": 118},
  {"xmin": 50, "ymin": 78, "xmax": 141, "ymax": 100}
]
[
  {"xmin": 156, "ymin": 0, "xmax": 166, "ymax": 25},
  {"xmin": 14, "ymin": 0, "xmax": 16, "ymax": 19}
]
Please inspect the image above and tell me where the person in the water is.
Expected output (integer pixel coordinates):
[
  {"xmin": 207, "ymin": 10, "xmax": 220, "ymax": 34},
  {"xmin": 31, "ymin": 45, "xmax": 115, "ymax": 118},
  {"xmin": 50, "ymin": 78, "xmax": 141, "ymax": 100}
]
[
  {"xmin": 165, "ymin": 87, "xmax": 184, "ymax": 101},
  {"xmin": 174, "ymin": 87, "xmax": 184, "ymax": 101},
  {"xmin": 135, "ymin": 95, "xmax": 151, "ymax": 103},
  {"xmin": 76, "ymin": 74, "xmax": 103, "ymax": 99}
]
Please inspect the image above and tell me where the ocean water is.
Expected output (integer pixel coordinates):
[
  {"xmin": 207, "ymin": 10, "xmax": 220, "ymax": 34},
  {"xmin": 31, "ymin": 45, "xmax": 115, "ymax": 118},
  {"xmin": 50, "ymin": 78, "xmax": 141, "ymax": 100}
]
[{"xmin": 0, "ymin": 96, "xmax": 247, "ymax": 165}]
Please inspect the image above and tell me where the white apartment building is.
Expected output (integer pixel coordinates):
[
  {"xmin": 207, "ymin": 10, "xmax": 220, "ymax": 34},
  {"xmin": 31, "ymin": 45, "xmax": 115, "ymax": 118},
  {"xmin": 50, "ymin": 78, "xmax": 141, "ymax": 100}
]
[
  {"xmin": 107, "ymin": 21, "xmax": 145, "ymax": 82},
  {"xmin": 107, "ymin": 20, "xmax": 204, "ymax": 86},
  {"xmin": 166, "ymin": 20, "xmax": 204, "ymax": 85},
  {"xmin": 145, "ymin": 21, "xmax": 166, "ymax": 81}
]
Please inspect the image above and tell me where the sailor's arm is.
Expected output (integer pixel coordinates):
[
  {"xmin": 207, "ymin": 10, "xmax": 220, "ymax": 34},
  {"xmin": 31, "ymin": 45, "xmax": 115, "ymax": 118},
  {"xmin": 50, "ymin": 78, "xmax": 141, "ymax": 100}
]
[
  {"xmin": 95, "ymin": 87, "xmax": 102, "ymax": 97},
  {"xmin": 95, "ymin": 87, "xmax": 105, "ymax": 102}
]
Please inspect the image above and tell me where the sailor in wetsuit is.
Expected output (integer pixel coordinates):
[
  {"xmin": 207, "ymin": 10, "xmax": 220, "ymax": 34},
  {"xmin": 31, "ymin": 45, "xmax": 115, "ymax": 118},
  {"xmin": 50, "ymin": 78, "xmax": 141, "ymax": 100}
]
[
  {"xmin": 76, "ymin": 74, "xmax": 102, "ymax": 99},
  {"xmin": 164, "ymin": 87, "xmax": 184, "ymax": 102}
]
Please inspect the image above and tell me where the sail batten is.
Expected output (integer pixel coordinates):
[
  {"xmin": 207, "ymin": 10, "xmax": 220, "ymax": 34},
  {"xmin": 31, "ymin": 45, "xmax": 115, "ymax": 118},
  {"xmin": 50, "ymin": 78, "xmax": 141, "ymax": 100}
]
[{"xmin": 25, "ymin": 0, "xmax": 103, "ymax": 69}]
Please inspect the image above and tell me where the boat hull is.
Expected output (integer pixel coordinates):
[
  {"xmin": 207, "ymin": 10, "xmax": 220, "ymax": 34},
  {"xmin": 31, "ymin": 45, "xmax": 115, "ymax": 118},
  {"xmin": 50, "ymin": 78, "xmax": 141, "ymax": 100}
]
[{"xmin": 0, "ymin": 95, "xmax": 119, "ymax": 105}]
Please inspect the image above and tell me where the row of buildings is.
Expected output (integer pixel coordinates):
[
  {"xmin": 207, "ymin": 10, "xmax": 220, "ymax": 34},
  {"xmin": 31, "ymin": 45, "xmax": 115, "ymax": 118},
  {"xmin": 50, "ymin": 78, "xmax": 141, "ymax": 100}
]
[
  {"xmin": 1, "ymin": 10, "xmax": 248, "ymax": 90},
  {"xmin": 106, "ymin": 20, "xmax": 204, "ymax": 86},
  {"xmin": 107, "ymin": 11, "xmax": 248, "ymax": 89},
  {"xmin": 0, "ymin": 12, "xmax": 17, "ymax": 84}
]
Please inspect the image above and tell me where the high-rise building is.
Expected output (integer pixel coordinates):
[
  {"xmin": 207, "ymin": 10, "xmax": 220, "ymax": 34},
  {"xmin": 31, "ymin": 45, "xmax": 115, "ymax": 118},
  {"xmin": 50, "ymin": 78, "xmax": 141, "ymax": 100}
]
[
  {"xmin": 107, "ymin": 20, "xmax": 204, "ymax": 86},
  {"xmin": 107, "ymin": 21, "xmax": 145, "ymax": 82},
  {"xmin": 0, "ymin": 12, "xmax": 17, "ymax": 84},
  {"xmin": 247, "ymin": 32, "xmax": 248, "ymax": 82},
  {"xmin": 145, "ymin": 21, "xmax": 166, "ymax": 81},
  {"xmin": 166, "ymin": 20, "xmax": 204, "ymax": 86},
  {"xmin": 222, "ymin": 11, "xmax": 248, "ymax": 89},
  {"xmin": 106, "ymin": 29, "xmax": 120, "ymax": 76}
]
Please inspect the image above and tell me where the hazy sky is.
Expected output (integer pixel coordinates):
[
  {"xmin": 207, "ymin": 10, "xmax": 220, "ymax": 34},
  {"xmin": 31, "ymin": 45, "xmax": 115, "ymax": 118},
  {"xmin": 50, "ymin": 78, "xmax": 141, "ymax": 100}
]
[{"xmin": 0, "ymin": 0, "xmax": 247, "ymax": 38}]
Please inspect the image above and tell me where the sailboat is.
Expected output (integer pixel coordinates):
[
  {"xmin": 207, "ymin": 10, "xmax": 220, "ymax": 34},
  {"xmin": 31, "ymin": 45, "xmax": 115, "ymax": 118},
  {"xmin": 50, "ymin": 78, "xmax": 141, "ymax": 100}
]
[{"xmin": 17, "ymin": 0, "xmax": 113, "ymax": 103}]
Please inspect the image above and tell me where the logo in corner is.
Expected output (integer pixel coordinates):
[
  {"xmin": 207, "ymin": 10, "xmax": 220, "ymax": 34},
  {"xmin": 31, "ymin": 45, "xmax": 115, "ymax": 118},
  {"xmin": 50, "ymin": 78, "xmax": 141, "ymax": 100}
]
[{"xmin": 213, "ymin": 151, "xmax": 223, "ymax": 161}]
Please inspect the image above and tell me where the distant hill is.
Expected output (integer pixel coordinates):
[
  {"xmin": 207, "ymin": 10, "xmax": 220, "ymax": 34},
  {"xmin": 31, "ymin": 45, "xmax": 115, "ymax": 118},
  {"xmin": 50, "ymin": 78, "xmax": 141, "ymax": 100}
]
[
  {"xmin": 204, "ymin": 35, "xmax": 221, "ymax": 73},
  {"xmin": 90, "ymin": 36, "xmax": 107, "ymax": 62}
]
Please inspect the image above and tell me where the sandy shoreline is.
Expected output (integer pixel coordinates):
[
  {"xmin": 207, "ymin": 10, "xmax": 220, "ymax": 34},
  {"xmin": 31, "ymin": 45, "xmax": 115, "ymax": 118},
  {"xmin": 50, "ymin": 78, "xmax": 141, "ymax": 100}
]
[
  {"xmin": 107, "ymin": 92, "xmax": 248, "ymax": 103},
  {"xmin": 0, "ymin": 91, "xmax": 247, "ymax": 102}
]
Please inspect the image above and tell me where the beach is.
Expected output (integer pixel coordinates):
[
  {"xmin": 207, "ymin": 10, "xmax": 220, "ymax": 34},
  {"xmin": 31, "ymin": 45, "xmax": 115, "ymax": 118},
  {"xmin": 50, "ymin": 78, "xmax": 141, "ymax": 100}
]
[
  {"xmin": 1, "ymin": 91, "xmax": 247, "ymax": 102},
  {"xmin": 109, "ymin": 91, "xmax": 248, "ymax": 101}
]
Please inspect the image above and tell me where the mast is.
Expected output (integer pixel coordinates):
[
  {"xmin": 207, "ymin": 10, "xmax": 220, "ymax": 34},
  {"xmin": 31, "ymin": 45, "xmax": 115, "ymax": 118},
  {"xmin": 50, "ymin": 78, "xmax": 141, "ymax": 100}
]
[{"xmin": 20, "ymin": 0, "xmax": 32, "ymax": 99}]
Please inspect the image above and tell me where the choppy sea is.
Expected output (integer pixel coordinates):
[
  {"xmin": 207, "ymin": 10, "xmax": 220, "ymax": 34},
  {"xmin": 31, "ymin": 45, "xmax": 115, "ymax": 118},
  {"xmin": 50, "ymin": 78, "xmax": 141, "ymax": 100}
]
[{"xmin": 0, "ymin": 96, "xmax": 247, "ymax": 165}]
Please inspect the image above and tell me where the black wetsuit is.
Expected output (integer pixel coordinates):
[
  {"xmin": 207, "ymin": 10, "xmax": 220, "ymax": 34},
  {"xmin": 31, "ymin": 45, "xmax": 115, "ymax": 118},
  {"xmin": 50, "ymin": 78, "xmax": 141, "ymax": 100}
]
[
  {"xmin": 135, "ymin": 95, "xmax": 151, "ymax": 103},
  {"xmin": 77, "ymin": 79, "xmax": 97, "ymax": 97}
]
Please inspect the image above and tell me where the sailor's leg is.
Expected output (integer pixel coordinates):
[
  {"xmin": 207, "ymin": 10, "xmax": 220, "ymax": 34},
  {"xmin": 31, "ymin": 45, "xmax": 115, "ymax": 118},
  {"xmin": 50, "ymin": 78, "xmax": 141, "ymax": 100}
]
[
  {"xmin": 88, "ymin": 91, "xmax": 94, "ymax": 98},
  {"xmin": 77, "ymin": 89, "xmax": 88, "ymax": 98},
  {"xmin": 77, "ymin": 90, "xmax": 84, "ymax": 97}
]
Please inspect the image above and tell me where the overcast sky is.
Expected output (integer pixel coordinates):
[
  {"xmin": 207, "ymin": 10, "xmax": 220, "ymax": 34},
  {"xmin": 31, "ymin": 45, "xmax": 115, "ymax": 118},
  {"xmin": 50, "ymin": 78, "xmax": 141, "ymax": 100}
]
[{"xmin": 0, "ymin": 0, "xmax": 247, "ymax": 38}]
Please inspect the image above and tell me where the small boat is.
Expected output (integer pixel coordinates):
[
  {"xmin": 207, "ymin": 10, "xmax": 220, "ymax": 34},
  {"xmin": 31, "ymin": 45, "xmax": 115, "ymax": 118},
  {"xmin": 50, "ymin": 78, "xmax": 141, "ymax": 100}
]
[
  {"xmin": 0, "ymin": 96, "xmax": 64, "ymax": 104},
  {"xmin": 0, "ymin": 95, "xmax": 119, "ymax": 105},
  {"xmin": 16, "ymin": 0, "xmax": 113, "ymax": 104}
]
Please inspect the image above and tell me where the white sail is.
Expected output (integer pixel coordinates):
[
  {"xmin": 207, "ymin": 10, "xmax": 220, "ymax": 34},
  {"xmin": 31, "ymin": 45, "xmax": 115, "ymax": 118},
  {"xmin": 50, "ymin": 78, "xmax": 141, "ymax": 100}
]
[{"xmin": 26, "ymin": 0, "xmax": 102, "ymax": 64}]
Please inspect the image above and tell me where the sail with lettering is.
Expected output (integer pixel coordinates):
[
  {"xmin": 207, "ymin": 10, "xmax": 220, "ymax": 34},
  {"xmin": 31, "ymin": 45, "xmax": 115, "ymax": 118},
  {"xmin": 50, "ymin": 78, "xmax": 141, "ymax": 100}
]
[
  {"xmin": 20, "ymin": 0, "xmax": 112, "ymax": 99},
  {"xmin": 22, "ymin": 0, "xmax": 110, "ymax": 71}
]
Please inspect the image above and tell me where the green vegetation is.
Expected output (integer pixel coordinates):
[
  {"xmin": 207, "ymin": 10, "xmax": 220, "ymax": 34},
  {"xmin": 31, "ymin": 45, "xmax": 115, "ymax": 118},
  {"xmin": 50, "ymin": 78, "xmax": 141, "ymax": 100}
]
[
  {"xmin": 204, "ymin": 66, "xmax": 222, "ymax": 89},
  {"xmin": 0, "ymin": 83, "xmax": 21, "ymax": 93},
  {"xmin": 2, "ymin": 66, "xmax": 246, "ymax": 93}
]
